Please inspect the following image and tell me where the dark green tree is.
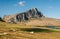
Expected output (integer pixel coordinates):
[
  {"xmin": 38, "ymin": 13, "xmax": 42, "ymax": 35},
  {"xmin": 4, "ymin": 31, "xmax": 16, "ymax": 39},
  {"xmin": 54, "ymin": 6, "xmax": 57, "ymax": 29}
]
[{"xmin": 0, "ymin": 17, "xmax": 4, "ymax": 22}]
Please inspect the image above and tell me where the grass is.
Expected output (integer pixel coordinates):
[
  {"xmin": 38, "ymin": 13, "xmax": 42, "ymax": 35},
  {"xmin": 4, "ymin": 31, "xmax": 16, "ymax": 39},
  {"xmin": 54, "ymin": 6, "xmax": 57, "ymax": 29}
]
[
  {"xmin": 0, "ymin": 21, "xmax": 60, "ymax": 39},
  {"xmin": 20, "ymin": 28, "xmax": 54, "ymax": 32}
]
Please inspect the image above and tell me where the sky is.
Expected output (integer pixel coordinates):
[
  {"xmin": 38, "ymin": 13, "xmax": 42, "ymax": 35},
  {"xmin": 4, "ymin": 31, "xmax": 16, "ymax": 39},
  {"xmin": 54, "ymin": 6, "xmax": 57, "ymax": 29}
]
[{"xmin": 0, "ymin": 0, "xmax": 60, "ymax": 18}]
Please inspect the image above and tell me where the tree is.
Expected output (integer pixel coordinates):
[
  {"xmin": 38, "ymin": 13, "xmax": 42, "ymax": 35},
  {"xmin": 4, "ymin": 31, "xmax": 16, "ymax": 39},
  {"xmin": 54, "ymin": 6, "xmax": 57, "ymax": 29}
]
[{"xmin": 0, "ymin": 17, "xmax": 4, "ymax": 22}]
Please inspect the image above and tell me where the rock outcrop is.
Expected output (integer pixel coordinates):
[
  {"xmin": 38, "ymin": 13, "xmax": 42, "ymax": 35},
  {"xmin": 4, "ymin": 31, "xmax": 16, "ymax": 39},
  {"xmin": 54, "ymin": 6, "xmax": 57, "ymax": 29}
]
[{"xmin": 3, "ymin": 8, "xmax": 43, "ymax": 23}]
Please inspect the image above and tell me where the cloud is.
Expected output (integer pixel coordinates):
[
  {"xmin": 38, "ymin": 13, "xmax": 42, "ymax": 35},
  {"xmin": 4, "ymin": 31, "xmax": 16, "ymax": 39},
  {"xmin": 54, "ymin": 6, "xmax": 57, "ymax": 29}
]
[
  {"xmin": 46, "ymin": 6, "xmax": 53, "ymax": 10},
  {"xmin": 18, "ymin": 1, "xmax": 25, "ymax": 6},
  {"xmin": 48, "ymin": 6, "xmax": 53, "ymax": 9}
]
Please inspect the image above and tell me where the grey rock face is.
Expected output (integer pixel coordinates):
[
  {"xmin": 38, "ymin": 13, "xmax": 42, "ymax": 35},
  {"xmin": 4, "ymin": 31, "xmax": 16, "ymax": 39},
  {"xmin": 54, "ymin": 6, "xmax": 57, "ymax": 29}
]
[{"xmin": 3, "ymin": 8, "xmax": 43, "ymax": 23}]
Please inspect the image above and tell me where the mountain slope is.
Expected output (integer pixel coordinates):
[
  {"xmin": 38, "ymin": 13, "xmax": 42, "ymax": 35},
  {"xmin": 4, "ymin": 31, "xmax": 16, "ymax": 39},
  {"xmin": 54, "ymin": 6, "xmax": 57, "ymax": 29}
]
[
  {"xmin": 26, "ymin": 17, "xmax": 60, "ymax": 26},
  {"xmin": 0, "ymin": 21, "xmax": 60, "ymax": 39},
  {"xmin": 3, "ymin": 8, "xmax": 43, "ymax": 23}
]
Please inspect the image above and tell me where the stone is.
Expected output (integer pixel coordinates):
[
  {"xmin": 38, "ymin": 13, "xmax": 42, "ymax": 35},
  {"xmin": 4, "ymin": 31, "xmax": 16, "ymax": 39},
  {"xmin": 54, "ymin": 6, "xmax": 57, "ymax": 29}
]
[
  {"xmin": 30, "ymin": 31, "xmax": 34, "ymax": 34},
  {"xmin": 0, "ymin": 32, "xmax": 8, "ymax": 36}
]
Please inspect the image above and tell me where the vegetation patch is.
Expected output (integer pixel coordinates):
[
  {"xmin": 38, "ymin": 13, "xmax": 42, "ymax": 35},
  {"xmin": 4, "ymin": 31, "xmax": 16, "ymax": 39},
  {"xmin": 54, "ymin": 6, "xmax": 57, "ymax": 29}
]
[{"xmin": 20, "ymin": 28, "xmax": 54, "ymax": 32}]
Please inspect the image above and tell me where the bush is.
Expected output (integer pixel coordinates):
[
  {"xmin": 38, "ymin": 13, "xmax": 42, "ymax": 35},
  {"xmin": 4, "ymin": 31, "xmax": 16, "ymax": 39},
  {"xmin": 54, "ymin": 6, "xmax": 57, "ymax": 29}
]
[{"xmin": 0, "ymin": 17, "xmax": 4, "ymax": 22}]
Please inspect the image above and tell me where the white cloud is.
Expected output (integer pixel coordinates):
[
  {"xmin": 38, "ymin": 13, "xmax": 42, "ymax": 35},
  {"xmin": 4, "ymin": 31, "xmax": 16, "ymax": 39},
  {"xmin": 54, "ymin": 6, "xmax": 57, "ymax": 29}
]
[
  {"xmin": 18, "ymin": 1, "xmax": 25, "ymax": 6},
  {"xmin": 46, "ymin": 6, "xmax": 53, "ymax": 10},
  {"xmin": 48, "ymin": 6, "xmax": 53, "ymax": 9}
]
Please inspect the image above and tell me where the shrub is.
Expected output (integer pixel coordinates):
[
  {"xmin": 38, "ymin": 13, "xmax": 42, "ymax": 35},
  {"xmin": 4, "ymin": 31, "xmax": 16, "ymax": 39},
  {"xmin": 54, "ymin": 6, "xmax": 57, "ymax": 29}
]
[{"xmin": 0, "ymin": 17, "xmax": 4, "ymax": 22}]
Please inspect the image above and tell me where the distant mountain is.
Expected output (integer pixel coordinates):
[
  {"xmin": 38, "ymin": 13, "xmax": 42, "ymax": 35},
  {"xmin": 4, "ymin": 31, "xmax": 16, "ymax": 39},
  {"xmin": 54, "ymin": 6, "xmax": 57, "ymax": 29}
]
[
  {"xmin": 2, "ymin": 8, "xmax": 60, "ymax": 26},
  {"xmin": 3, "ymin": 8, "xmax": 44, "ymax": 23}
]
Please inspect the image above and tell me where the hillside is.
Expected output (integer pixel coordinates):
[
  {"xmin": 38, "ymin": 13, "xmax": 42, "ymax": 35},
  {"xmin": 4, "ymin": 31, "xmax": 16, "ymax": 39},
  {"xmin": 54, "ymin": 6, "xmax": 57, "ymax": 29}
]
[
  {"xmin": 0, "ymin": 21, "xmax": 60, "ymax": 39},
  {"xmin": 26, "ymin": 17, "xmax": 60, "ymax": 26}
]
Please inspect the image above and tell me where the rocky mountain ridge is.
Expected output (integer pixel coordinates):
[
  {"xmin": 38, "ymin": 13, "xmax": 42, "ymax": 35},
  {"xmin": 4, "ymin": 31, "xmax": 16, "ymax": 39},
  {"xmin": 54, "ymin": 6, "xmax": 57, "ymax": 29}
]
[{"xmin": 3, "ymin": 8, "xmax": 43, "ymax": 23}]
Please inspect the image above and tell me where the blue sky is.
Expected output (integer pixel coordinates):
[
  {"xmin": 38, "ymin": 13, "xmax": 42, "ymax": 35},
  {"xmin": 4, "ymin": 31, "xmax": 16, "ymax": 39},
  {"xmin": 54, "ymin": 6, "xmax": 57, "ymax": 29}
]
[{"xmin": 0, "ymin": 0, "xmax": 60, "ymax": 18}]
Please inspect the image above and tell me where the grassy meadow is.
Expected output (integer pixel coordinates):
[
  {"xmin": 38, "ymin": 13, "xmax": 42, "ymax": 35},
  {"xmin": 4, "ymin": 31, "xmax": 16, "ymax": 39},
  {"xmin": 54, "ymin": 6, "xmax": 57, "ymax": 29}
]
[{"xmin": 0, "ymin": 21, "xmax": 60, "ymax": 39}]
